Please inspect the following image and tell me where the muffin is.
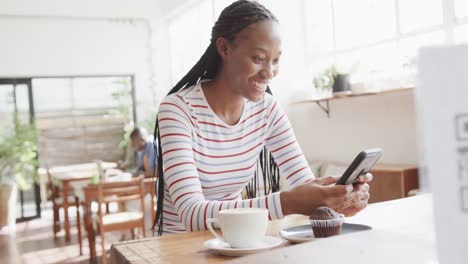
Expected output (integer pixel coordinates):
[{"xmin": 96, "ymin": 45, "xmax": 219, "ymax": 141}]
[{"xmin": 309, "ymin": 207, "xmax": 344, "ymax": 238}]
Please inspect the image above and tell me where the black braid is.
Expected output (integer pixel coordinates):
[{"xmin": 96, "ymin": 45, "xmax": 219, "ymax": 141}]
[{"xmin": 153, "ymin": 0, "xmax": 280, "ymax": 236}]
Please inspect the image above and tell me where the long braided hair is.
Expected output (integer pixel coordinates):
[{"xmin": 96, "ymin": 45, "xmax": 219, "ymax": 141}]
[{"xmin": 153, "ymin": 0, "xmax": 280, "ymax": 235}]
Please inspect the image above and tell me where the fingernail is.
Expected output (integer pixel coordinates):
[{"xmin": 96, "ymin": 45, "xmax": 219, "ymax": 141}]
[{"xmin": 346, "ymin": 185, "xmax": 353, "ymax": 192}]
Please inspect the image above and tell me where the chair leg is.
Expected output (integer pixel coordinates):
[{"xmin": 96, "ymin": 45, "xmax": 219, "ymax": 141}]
[
  {"xmin": 76, "ymin": 199, "xmax": 82, "ymax": 256},
  {"xmin": 130, "ymin": 228, "xmax": 135, "ymax": 240},
  {"xmin": 141, "ymin": 223, "xmax": 146, "ymax": 238},
  {"xmin": 101, "ymin": 231, "xmax": 106, "ymax": 264},
  {"xmin": 53, "ymin": 204, "xmax": 60, "ymax": 240}
]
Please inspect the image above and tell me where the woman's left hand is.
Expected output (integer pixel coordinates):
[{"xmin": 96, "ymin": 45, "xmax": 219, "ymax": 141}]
[{"xmin": 335, "ymin": 173, "xmax": 373, "ymax": 217}]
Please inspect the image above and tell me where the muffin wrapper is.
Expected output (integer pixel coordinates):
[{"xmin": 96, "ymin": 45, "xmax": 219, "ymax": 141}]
[{"xmin": 310, "ymin": 218, "xmax": 344, "ymax": 238}]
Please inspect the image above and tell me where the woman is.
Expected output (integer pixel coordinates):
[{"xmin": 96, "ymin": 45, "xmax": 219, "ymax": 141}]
[{"xmin": 153, "ymin": 0, "xmax": 371, "ymax": 235}]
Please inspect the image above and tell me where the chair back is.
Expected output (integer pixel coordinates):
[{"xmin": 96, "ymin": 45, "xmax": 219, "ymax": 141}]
[{"xmin": 96, "ymin": 177, "xmax": 145, "ymax": 224}]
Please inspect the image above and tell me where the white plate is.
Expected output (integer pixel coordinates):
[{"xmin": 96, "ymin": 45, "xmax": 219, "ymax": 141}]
[
  {"xmin": 203, "ymin": 236, "xmax": 284, "ymax": 257},
  {"xmin": 280, "ymin": 223, "xmax": 372, "ymax": 244}
]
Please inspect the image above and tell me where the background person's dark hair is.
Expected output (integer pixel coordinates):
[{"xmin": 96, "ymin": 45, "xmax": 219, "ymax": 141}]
[
  {"xmin": 129, "ymin": 127, "xmax": 142, "ymax": 139},
  {"xmin": 130, "ymin": 127, "xmax": 149, "ymax": 140},
  {"xmin": 153, "ymin": 0, "xmax": 280, "ymax": 235}
]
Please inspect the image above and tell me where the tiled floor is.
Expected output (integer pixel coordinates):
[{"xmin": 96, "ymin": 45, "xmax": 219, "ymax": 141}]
[{"xmin": 0, "ymin": 203, "xmax": 148, "ymax": 264}]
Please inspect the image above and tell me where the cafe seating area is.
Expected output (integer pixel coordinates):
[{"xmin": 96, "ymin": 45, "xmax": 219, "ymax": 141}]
[
  {"xmin": 1, "ymin": 0, "xmax": 468, "ymax": 263},
  {"xmin": 0, "ymin": 162, "xmax": 157, "ymax": 263}
]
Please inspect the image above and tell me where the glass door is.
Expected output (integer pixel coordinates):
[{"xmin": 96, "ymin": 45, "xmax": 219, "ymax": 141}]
[{"xmin": 0, "ymin": 78, "xmax": 41, "ymax": 222}]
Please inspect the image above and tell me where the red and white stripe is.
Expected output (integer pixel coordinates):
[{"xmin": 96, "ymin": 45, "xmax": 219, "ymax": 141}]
[{"xmin": 158, "ymin": 82, "xmax": 314, "ymax": 233}]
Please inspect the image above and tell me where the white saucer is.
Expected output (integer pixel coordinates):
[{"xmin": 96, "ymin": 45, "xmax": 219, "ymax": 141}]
[
  {"xmin": 279, "ymin": 225, "xmax": 316, "ymax": 244},
  {"xmin": 203, "ymin": 236, "xmax": 284, "ymax": 257},
  {"xmin": 280, "ymin": 223, "xmax": 372, "ymax": 244}
]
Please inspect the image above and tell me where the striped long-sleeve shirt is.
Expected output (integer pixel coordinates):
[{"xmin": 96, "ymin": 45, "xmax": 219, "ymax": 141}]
[{"xmin": 158, "ymin": 82, "xmax": 314, "ymax": 233}]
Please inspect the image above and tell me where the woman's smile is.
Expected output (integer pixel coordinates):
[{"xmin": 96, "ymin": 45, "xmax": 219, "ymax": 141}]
[{"xmin": 249, "ymin": 79, "xmax": 268, "ymax": 93}]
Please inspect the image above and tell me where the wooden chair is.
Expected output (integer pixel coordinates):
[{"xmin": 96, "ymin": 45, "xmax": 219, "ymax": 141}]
[
  {"xmin": 46, "ymin": 169, "xmax": 83, "ymax": 255},
  {"xmin": 96, "ymin": 178, "xmax": 146, "ymax": 264},
  {"xmin": 143, "ymin": 177, "xmax": 157, "ymax": 226}
]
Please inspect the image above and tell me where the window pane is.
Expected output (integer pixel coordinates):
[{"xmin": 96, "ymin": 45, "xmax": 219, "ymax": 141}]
[
  {"xmin": 399, "ymin": 0, "xmax": 443, "ymax": 33},
  {"xmin": 309, "ymin": 56, "xmax": 335, "ymax": 77},
  {"xmin": 0, "ymin": 85, "xmax": 14, "ymax": 130},
  {"xmin": 399, "ymin": 30, "xmax": 445, "ymax": 59},
  {"xmin": 214, "ymin": 0, "xmax": 237, "ymax": 20},
  {"xmin": 72, "ymin": 77, "xmax": 129, "ymax": 109},
  {"xmin": 33, "ymin": 77, "xmax": 130, "ymax": 113},
  {"xmin": 32, "ymin": 78, "xmax": 72, "ymax": 112},
  {"xmin": 337, "ymin": 42, "xmax": 399, "ymax": 75},
  {"xmin": 15, "ymin": 84, "xmax": 30, "ymax": 113},
  {"xmin": 455, "ymin": 24, "xmax": 468, "ymax": 44},
  {"xmin": 304, "ymin": 0, "xmax": 334, "ymax": 55},
  {"xmin": 455, "ymin": 0, "xmax": 468, "ymax": 19},
  {"xmin": 334, "ymin": 0, "xmax": 396, "ymax": 49}
]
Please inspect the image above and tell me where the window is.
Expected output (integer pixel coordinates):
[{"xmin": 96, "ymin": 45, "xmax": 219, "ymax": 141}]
[
  {"xmin": 0, "ymin": 84, "xmax": 15, "ymax": 130},
  {"xmin": 334, "ymin": 0, "xmax": 396, "ymax": 49},
  {"xmin": 455, "ymin": 24, "xmax": 468, "ymax": 44},
  {"xmin": 304, "ymin": 0, "xmax": 334, "ymax": 56},
  {"xmin": 32, "ymin": 76, "xmax": 131, "ymax": 113},
  {"xmin": 399, "ymin": 31, "xmax": 445, "ymax": 59},
  {"xmin": 165, "ymin": 0, "xmax": 468, "ymax": 93},
  {"xmin": 304, "ymin": 0, "xmax": 467, "ymax": 91},
  {"xmin": 214, "ymin": 0, "xmax": 237, "ymax": 20},
  {"xmin": 399, "ymin": 0, "xmax": 443, "ymax": 33},
  {"xmin": 455, "ymin": 0, "xmax": 468, "ymax": 19}
]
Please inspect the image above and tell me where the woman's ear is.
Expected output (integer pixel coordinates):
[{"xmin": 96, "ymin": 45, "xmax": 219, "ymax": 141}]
[{"xmin": 215, "ymin": 37, "xmax": 230, "ymax": 58}]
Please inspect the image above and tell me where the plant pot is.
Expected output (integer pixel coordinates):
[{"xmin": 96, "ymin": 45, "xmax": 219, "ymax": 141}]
[
  {"xmin": 0, "ymin": 183, "xmax": 17, "ymax": 233},
  {"xmin": 332, "ymin": 74, "xmax": 351, "ymax": 93}
]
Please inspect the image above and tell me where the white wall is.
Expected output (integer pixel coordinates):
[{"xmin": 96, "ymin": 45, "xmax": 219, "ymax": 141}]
[
  {"xmin": 0, "ymin": 0, "xmax": 159, "ymax": 18},
  {"xmin": 288, "ymin": 89, "xmax": 418, "ymax": 164},
  {"xmin": 158, "ymin": 0, "xmax": 201, "ymax": 18},
  {"xmin": 151, "ymin": 18, "xmax": 173, "ymax": 99},
  {"xmin": 0, "ymin": 16, "xmax": 147, "ymax": 77},
  {"xmin": 0, "ymin": 0, "xmax": 162, "ymax": 121}
]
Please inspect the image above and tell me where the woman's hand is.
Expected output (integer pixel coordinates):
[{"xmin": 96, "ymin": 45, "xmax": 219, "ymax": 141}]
[
  {"xmin": 335, "ymin": 173, "xmax": 373, "ymax": 217},
  {"xmin": 280, "ymin": 176, "xmax": 362, "ymax": 216}
]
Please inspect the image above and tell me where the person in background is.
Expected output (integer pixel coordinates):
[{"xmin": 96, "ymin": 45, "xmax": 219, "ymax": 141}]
[{"xmin": 129, "ymin": 127, "xmax": 156, "ymax": 178}]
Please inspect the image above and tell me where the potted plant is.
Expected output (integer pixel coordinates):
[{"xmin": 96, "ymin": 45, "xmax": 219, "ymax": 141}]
[
  {"xmin": 313, "ymin": 64, "xmax": 357, "ymax": 95},
  {"xmin": 313, "ymin": 65, "xmax": 336, "ymax": 96},
  {"xmin": 0, "ymin": 115, "xmax": 38, "ymax": 232}
]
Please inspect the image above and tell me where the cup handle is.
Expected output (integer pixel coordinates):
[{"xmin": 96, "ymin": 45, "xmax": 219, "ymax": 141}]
[{"xmin": 206, "ymin": 218, "xmax": 227, "ymax": 243}]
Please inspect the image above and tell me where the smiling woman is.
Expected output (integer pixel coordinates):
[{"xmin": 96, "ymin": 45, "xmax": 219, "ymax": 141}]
[{"xmin": 153, "ymin": 0, "xmax": 371, "ymax": 235}]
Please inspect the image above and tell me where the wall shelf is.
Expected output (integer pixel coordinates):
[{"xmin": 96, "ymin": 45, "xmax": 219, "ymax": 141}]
[{"xmin": 289, "ymin": 87, "xmax": 414, "ymax": 118}]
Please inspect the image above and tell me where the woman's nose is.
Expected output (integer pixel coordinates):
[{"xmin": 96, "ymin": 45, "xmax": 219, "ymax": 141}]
[{"xmin": 260, "ymin": 63, "xmax": 274, "ymax": 79}]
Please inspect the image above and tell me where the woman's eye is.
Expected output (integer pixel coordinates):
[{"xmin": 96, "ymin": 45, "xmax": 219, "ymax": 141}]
[{"xmin": 253, "ymin": 57, "xmax": 265, "ymax": 63}]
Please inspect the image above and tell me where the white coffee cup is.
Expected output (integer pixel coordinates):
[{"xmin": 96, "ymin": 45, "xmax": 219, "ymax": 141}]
[{"xmin": 206, "ymin": 208, "xmax": 268, "ymax": 248}]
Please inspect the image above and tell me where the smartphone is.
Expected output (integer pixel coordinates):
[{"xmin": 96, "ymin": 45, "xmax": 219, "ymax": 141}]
[{"xmin": 336, "ymin": 148, "xmax": 383, "ymax": 185}]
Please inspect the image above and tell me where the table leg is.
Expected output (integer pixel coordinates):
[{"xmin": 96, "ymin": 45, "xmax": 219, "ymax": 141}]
[{"xmin": 62, "ymin": 181, "xmax": 71, "ymax": 242}]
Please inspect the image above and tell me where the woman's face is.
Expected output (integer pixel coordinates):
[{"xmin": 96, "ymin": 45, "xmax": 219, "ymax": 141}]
[{"xmin": 221, "ymin": 20, "xmax": 282, "ymax": 102}]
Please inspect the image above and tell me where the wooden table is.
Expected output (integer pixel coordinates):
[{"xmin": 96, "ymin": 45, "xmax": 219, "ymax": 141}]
[
  {"xmin": 49, "ymin": 162, "xmax": 117, "ymax": 241},
  {"xmin": 83, "ymin": 178, "xmax": 157, "ymax": 260},
  {"xmin": 109, "ymin": 194, "xmax": 438, "ymax": 264}
]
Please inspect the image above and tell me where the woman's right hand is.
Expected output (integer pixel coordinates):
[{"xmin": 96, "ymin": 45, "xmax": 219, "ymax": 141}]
[{"xmin": 280, "ymin": 176, "xmax": 360, "ymax": 216}]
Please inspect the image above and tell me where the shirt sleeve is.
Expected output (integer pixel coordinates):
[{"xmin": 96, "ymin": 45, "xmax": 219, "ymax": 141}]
[
  {"xmin": 159, "ymin": 95, "xmax": 284, "ymax": 232},
  {"xmin": 264, "ymin": 97, "xmax": 315, "ymax": 188}
]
